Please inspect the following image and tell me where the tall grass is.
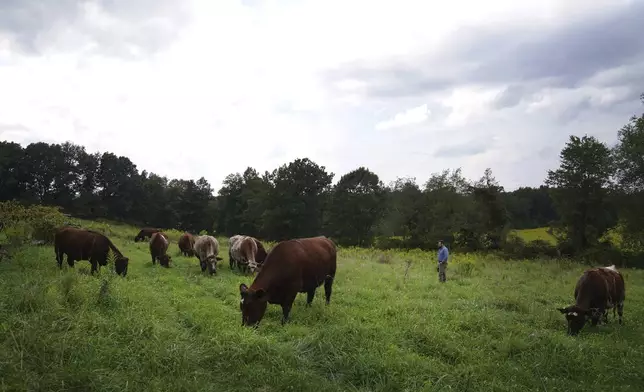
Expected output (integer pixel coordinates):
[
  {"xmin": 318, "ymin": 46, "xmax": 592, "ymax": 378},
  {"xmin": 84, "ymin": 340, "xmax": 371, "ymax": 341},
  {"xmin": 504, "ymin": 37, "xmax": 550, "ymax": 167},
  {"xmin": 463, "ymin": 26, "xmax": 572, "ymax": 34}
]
[{"xmin": 0, "ymin": 221, "xmax": 643, "ymax": 391}]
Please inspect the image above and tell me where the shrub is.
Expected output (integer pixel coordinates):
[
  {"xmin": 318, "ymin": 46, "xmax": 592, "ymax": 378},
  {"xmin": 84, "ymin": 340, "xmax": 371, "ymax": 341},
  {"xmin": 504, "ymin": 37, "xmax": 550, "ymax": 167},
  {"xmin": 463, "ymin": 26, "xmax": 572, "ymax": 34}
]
[{"xmin": 0, "ymin": 201, "xmax": 75, "ymax": 245}]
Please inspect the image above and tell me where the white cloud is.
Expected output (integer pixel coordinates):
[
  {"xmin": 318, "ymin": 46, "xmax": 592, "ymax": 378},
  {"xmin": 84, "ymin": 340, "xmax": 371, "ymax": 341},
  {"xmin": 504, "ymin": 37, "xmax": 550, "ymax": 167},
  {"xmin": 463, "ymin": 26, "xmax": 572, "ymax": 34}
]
[
  {"xmin": 0, "ymin": 0, "xmax": 642, "ymax": 191},
  {"xmin": 375, "ymin": 104, "xmax": 431, "ymax": 131}
]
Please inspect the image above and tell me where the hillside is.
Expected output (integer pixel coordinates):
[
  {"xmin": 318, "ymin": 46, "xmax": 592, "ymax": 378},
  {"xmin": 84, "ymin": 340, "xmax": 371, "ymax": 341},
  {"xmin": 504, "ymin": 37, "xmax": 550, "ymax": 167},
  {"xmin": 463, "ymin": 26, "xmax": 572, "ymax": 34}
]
[{"xmin": 1, "ymin": 220, "xmax": 643, "ymax": 391}]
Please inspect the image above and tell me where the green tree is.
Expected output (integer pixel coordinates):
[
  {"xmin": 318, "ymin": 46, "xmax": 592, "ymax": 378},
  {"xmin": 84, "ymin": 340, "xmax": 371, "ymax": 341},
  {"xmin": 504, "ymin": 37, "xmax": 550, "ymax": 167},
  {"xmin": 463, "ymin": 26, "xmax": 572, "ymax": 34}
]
[
  {"xmin": 613, "ymin": 93, "xmax": 644, "ymax": 249},
  {"xmin": 0, "ymin": 142, "xmax": 24, "ymax": 201},
  {"xmin": 545, "ymin": 135, "xmax": 615, "ymax": 253},
  {"xmin": 326, "ymin": 167, "xmax": 386, "ymax": 246},
  {"xmin": 469, "ymin": 168, "xmax": 510, "ymax": 249},
  {"xmin": 412, "ymin": 168, "xmax": 470, "ymax": 248},
  {"xmin": 263, "ymin": 158, "xmax": 334, "ymax": 241}
]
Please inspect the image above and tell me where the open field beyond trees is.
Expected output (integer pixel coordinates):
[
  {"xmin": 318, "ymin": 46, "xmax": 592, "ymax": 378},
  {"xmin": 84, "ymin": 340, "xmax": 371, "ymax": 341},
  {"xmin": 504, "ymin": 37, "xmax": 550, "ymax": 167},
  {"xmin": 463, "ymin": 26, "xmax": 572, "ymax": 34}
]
[{"xmin": 1, "ymin": 219, "xmax": 643, "ymax": 392}]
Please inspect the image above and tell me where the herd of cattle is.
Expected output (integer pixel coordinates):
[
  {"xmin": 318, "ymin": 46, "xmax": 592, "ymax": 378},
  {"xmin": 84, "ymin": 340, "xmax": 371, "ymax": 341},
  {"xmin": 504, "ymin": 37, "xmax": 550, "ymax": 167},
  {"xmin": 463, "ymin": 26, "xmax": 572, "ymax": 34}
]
[
  {"xmin": 50, "ymin": 225, "xmax": 625, "ymax": 334},
  {"xmin": 53, "ymin": 226, "xmax": 337, "ymax": 327}
]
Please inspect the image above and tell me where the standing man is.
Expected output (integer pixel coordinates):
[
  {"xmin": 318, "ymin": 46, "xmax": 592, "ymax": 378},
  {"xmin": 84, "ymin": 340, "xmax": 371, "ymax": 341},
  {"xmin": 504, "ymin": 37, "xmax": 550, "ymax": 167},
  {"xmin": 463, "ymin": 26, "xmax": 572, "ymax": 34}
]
[{"xmin": 437, "ymin": 240, "xmax": 449, "ymax": 283}]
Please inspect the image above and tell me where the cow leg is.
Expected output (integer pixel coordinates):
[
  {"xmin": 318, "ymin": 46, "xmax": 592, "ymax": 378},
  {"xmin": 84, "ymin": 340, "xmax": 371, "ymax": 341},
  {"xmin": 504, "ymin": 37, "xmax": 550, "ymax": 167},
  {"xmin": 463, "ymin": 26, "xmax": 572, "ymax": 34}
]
[
  {"xmin": 603, "ymin": 309, "xmax": 609, "ymax": 324},
  {"xmin": 281, "ymin": 293, "xmax": 298, "ymax": 325},
  {"xmin": 617, "ymin": 302, "xmax": 624, "ymax": 324},
  {"xmin": 200, "ymin": 260, "xmax": 207, "ymax": 272},
  {"xmin": 67, "ymin": 256, "xmax": 75, "ymax": 268},
  {"xmin": 324, "ymin": 275, "xmax": 334, "ymax": 305},
  {"xmin": 151, "ymin": 254, "xmax": 156, "ymax": 265},
  {"xmin": 90, "ymin": 259, "xmax": 99, "ymax": 275},
  {"xmin": 55, "ymin": 247, "xmax": 62, "ymax": 268},
  {"xmin": 306, "ymin": 289, "xmax": 316, "ymax": 306}
]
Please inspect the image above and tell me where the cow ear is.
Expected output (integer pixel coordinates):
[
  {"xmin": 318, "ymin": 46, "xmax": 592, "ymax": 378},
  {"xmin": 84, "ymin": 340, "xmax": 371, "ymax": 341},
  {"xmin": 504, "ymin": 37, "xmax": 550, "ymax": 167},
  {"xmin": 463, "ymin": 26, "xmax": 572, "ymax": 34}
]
[
  {"xmin": 557, "ymin": 307, "xmax": 568, "ymax": 314},
  {"xmin": 239, "ymin": 283, "xmax": 249, "ymax": 296},
  {"xmin": 255, "ymin": 288, "xmax": 266, "ymax": 300}
]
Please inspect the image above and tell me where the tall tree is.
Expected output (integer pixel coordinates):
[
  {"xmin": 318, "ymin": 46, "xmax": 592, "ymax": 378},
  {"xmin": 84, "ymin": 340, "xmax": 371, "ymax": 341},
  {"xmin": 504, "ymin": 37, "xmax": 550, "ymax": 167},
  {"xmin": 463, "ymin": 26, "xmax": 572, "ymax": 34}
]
[
  {"xmin": 326, "ymin": 167, "xmax": 386, "ymax": 246},
  {"xmin": 613, "ymin": 93, "xmax": 644, "ymax": 249},
  {"xmin": 545, "ymin": 135, "xmax": 615, "ymax": 253},
  {"xmin": 263, "ymin": 158, "xmax": 334, "ymax": 241},
  {"xmin": 469, "ymin": 168, "xmax": 510, "ymax": 249},
  {"xmin": 416, "ymin": 168, "xmax": 471, "ymax": 248},
  {"xmin": 0, "ymin": 142, "xmax": 24, "ymax": 201}
]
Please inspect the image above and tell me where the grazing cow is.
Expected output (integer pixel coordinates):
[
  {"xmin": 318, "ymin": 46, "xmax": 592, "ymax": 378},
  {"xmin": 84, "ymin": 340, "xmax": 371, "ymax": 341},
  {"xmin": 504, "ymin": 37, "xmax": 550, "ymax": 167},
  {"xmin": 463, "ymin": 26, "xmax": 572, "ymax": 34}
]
[
  {"xmin": 178, "ymin": 232, "xmax": 196, "ymax": 257},
  {"xmin": 239, "ymin": 236, "xmax": 337, "ymax": 327},
  {"xmin": 149, "ymin": 232, "xmax": 172, "ymax": 267},
  {"xmin": 194, "ymin": 235, "xmax": 223, "ymax": 275},
  {"xmin": 557, "ymin": 264, "xmax": 625, "ymax": 336},
  {"xmin": 134, "ymin": 227, "xmax": 161, "ymax": 242},
  {"xmin": 229, "ymin": 235, "xmax": 267, "ymax": 273},
  {"xmin": 228, "ymin": 235, "xmax": 242, "ymax": 270},
  {"xmin": 54, "ymin": 227, "xmax": 129, "ymax": 276}
]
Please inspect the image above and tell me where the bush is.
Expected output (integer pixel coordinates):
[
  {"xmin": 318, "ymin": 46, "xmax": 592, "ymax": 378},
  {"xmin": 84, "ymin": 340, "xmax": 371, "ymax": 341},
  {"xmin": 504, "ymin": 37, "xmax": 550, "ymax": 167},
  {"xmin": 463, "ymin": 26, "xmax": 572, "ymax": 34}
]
[
  {"xmin": 373, "ymin": 236, "xmax": 405, "ymax": 250},
  {"xmin": 0, "ymin": 201, "xmax": 75, "ymax": 245}
]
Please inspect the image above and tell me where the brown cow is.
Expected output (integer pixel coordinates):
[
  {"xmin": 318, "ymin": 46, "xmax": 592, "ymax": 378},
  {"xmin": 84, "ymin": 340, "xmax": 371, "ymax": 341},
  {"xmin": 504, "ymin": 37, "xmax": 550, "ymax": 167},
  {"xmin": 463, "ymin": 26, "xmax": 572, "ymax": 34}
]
[
  {"xmin": 54, "ymin": 227, "xmax": 129, "ymax": 276},
  {"xmin": 229, "ymin": 235, "xmax": 267, "ymax": 274},
  {"xmin": 239, "ymin": 236, "xmax": 337, "ymax": 327},
  {"xmin": 178, "ymin": 232, "xmax": 196, "ymax": 257},
  {"xmin": 149, "ymin": 232, "xmax": 172, "ymax": 267},
  {"xmin": 134, "ymin": 227, "xmax": 161, "ymax": 242},
  {"xmin": 557, "ymin": 264, "xmax": 625, "ymax": 336}
]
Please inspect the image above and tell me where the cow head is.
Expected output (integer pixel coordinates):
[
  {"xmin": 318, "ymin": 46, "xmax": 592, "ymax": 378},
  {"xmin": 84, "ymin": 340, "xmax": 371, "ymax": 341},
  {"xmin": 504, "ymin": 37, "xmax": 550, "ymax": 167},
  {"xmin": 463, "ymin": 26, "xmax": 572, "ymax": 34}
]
[
  {"xmin": 247, "ymin": 259, "xmax": 259, "ymax": 273},
  {"xmin": 557, "ymin": 306, "xmax": 591, "ymax": 335},
  {"xmin": 159, "ymin": 254, "xmax": 172, "ymax": 268},
  {"xmin": 239, "ymin": 283, "xmax": 268, "ymax": 327},
  {"xmin": 115, "ymin": 256, "xmax": 129, "ymax": 277},
  {"xmin": 205, "ymin": 255, "xmax": 224, "ymax": 275}
]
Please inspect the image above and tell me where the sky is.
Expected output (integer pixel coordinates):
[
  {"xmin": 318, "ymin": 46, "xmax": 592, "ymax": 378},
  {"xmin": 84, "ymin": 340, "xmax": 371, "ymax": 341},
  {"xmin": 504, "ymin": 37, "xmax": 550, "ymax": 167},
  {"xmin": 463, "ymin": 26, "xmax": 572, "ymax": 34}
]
[{"xmin": 1, "ymin": 0, "xmax": 643, "ymax": 192}]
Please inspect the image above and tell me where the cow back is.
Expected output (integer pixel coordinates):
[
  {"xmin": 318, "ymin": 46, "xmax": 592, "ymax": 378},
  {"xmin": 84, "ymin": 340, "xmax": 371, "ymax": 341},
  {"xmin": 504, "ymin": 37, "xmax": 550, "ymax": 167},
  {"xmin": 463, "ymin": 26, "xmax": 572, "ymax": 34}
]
[
  {"xmin": 194, "ymin": 235, "xmax": 219, "ymax": 259},
  {"xmin": 251, "ymin": 236, "xmax": 336, "ymax": 295},
  {"xmin": 150, "ymin": 232, "xmax": 169, "ymax": 252}
]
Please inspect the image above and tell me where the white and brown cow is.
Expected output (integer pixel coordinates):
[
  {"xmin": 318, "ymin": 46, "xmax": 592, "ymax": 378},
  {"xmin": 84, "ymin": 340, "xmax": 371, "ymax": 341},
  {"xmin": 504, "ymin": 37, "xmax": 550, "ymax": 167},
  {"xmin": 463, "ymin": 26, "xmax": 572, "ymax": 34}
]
[
  {"xmin": 229, "ymin": 235, "xmax": 267, "ymax": 274},
  {"xmin": 193, "ymin": 235, "xmax": 223, "ymax": 275},
  {"xmin": 557, "ymin": 264, "xmax": 625, "ymax": 336}
]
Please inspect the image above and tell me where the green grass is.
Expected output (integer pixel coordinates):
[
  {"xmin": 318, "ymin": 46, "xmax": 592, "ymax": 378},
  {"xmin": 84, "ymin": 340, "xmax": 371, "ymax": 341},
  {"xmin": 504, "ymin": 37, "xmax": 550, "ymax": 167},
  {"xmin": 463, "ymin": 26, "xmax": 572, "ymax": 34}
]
[
  {"xmin": 514, "ymin": 226, "xmax": 624, "ymax": 247},
  {"xmin": 1, "ymin": 221, "xmax": 644, "ymax": 391},
  {"xmin": 513, "ymin": 227, "xmax": 557, "ymax": 244}
]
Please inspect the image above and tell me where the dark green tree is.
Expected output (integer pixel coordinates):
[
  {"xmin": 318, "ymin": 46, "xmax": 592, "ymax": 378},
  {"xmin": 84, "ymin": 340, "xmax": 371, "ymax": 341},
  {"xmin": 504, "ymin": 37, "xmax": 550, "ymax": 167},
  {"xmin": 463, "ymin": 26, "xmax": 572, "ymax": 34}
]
[
  {"xmin": 0, "ymin": 142, "xmax": 24, "ymax": 201},
  {"xmin": 326, "ymin": 167, "xmax": 386, "ymax": 246},
  {"xmin": 545, "ymin": 135, "xmax": 615, "ymax": 253},
  {"xmin": 469, "ymin": 168, "xmax": 510, "ymax": 249},
  {"xmin": 262, "ymin": 158, "xmax": 334, "ymax": 241},
  {"xmin": 613, "ymin": 93, "xmax": 644, "ymax": 249},
  {"xmin": 416, "ymin": 168, "xmax": 471, "ymax": 248}
]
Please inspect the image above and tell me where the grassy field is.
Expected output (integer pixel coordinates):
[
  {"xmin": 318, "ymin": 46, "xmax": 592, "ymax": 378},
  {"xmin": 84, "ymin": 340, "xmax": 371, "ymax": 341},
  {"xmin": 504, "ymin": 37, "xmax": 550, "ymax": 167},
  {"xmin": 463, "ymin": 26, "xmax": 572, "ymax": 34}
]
[
  {"xmin": 513, "ymin": 226, "xmax": 623, "ymax": 247},
  {"xmin": 513, "ymin": 227, "xmax": 557, "ymax": 244},
  {"xmin": 1, "ymin": 220, "xmax": 643, "ymax": 391}
]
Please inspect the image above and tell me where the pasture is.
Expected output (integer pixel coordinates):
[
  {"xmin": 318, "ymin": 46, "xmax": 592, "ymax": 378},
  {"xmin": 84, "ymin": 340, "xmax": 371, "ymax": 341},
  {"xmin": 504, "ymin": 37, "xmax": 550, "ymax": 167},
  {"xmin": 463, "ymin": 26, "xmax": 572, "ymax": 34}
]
[{"xmin": 1, "ymin": 221, "xmax": 643, "ymax": 391}]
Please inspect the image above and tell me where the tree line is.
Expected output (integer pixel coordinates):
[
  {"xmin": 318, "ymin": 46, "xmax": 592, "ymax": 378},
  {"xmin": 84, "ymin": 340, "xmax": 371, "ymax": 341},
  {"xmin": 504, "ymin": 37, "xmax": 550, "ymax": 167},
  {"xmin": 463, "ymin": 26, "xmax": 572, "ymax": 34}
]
[{"xmin": 1, "ymin": 94, "xmax": 642, "ymax": 261}]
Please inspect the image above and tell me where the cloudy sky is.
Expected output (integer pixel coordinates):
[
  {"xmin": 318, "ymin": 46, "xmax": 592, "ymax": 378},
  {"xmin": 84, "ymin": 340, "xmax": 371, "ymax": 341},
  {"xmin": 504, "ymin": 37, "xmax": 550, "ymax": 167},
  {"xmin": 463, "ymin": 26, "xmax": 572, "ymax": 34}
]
[{"xmin": 1, "ymin": 0, "xmax": 643, "ymax": 192}]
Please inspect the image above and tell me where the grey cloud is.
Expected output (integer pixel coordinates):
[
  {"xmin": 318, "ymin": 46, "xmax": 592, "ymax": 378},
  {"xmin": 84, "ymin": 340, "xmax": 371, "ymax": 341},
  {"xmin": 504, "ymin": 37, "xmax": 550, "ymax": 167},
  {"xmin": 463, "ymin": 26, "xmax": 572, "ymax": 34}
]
[
  {"xmin": 0, "ymin": 0, "xmax": 189, "ymax": 57},
  {"xmin": 491, "ymin": 85, "xmax": 527, "ymax": 110},
  {"xmin": 325, "ymin": 2, "xmax": 644, "ymax": 100}
]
